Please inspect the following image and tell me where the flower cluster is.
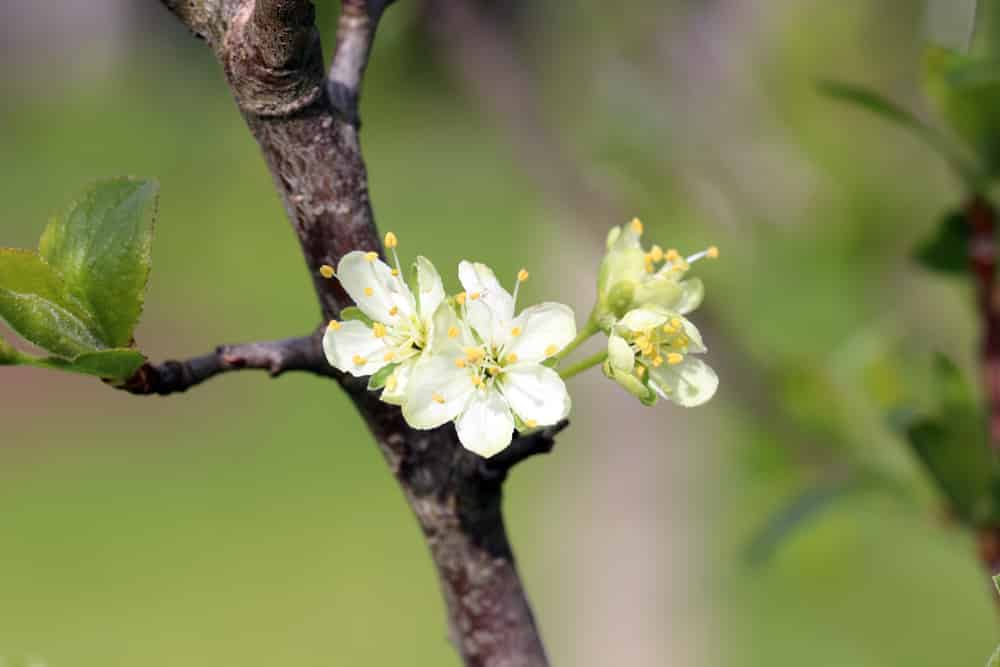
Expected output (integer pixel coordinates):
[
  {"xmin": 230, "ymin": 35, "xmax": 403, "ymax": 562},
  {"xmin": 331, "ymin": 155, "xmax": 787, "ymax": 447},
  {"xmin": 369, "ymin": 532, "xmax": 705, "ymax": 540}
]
[
  {"xmin": 321, "ymin": 234, "xmax": 575, "ymax": 458},
  {"xmin": 321, "ymin": 221, "xmax": 719, "ymax": 459}
]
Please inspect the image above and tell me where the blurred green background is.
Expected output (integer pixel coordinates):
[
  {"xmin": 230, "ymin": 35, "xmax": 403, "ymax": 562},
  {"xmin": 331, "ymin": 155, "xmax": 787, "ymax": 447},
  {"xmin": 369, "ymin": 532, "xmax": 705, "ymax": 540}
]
[{"xmin": 2, "ymin": 1, "xmax": 999, "ymax": 665}]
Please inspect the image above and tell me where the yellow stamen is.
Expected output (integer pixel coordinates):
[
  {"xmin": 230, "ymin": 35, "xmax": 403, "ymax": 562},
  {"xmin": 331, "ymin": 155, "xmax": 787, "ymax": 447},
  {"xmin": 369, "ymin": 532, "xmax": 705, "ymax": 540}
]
[
  {"xmin": 365, "ymin": 251, "xmax": 378, "ymax": 262},
  {"xmin": 652, "ymin": 355, "xmax": 663, "ymax": 368},
  {"xmin": 465, "ymin": 347, "xmax": 485, "ymax": 362},
  {"xmin": 649, "ymin": 245, "xmax": 664, "ymax": 262},
  {"xmin": 455, "ymin": 292, "xmax": 467, "ymax": 305},
  {"xmin": 644, "ymin": 258, "xmax": 655, "ymax": 273},
  {"xmin": 670, "ymin": 317, "xmax": 683, "ymax": 330},
  {"xmin": 511, "ymin": 327, "xmax": 522, "ymax": 337},
  {"xmin": 372, "ymin": 322, "xmax": 387, "ymax": 338},
  {"xmin": 447, "ymin": 326, "xmax": 460, "ymax": 339},
  {"xmin": 706, "ymin": 245, "xmax": 719, "ymax": 259},
  {"xmin": 389, "ymin": 306, "xmax": 399, "ymax": 316},
  {"xmin": 391, "ymin": 268, "xmax": 399, "ymax": 277},
  {"xmin": 455, "ymin": 357, "xmax": 467, "ymax": 369},
  {"xmin": 636, "ymin": 365, "xmax": 646, "ymax": 378},
  {"xmin": 506, "ymin": 352, "xmax": 518, "ymax": 364},
  {"xmin": 630, "ymin": 217, "xmax": 643, "ymax": 235},
  {"xmin": 471, "ymin": 375, "xmax": 483, "ymax": 387},
  {"xmin": 432, "ymin": 393, "xmax": 446, "ymax": 404},
  {"xmin": 364, "ymin": 287, "xmax": 374, "ymax": 296},
  {"xmin": 353, "ymin": 354, "xmax": 367, "ymax": 365},
  {"xmin": 383, "ymin": 351, "xmax": 396, "ymax": 362},
  {"xmin": 327, "ymin": 319, "xmax": 342, "ymax": 331},
  {"xmin": 384, "ymin": 231, "xmax": 398, "ymax": 248},
  {"xmin": 319, "ymin": 264, "xmax": 335, "ymax": 279},
  {"xmin": 665, "ymin": 248, "xmax": 680, "ymax": 262},
  {"xmin": 487, "ymin": 366, "xmax": 500, "ymax": 376},
  {"xmin": 667, "ymin": 353, "xmax": 684, "ymax": 365},
  {"xmin": 544, "ymin": 344, "xmax": 558, "ymax": 357},
  {"xmin": 386, "ymin": 375, "xmax": 398, "ymax": 391},
  {"xmin": 517, "ymin": 268, "xmax": 530, "ymax": 282},
  {"xmin": 676, "ymin": 335, "xmax": 689, "ymax": 347},
  {"xmin": 525, "ymin": 419, "xmax": 538, "ymax": 429},
  {"xmin": 470, "ymin": 291, "xmax": 481, "ymax": 301}
]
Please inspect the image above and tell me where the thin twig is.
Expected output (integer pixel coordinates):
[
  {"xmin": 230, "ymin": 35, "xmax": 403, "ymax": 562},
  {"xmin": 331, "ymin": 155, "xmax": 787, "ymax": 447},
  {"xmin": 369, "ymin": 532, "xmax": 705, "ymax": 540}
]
[
  {"xmin": 967, "ymin": 196, "xmax": 1000, "ymax": 450},
  {"xmin": 479, "ymin": 419, "xmax": 569, "ymax": 480},
  {"xmin": 119, "ymin": 333, "xmax": 335, "ymax": 395}
]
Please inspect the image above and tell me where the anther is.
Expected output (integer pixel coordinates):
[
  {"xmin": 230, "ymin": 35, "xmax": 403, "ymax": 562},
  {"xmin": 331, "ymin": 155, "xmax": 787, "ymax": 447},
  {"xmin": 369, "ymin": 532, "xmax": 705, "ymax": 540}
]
[
  {"xmin": 470, "ymin": 292, "xmax": 481, "ymax": 301},
  {"xmin": 364, "ymin": 287, "xmax": 374, "ymax": 296},
  {"xmin": 319, "ymin": 264, "xmax": 335, "ymax": 279},
  {"xmin": 391, "ymin": 268, "xmax": 399, "ymax": 277},
  {"xmin": 383, "ymin": 351, "xmax": 396, "ymax": 362},
  {"xmin": 487, "ymin": 366, "xmax": 500, "ymax": 376},
  {"xmin": 471, "ymin": 375, "xmax": 483, "ymax": 387},
  {"xmin": 707, "ymin": 245, "xmax": 719, "ymax": 259},
  {"xmin": 544, "ymin": 344, "xmax": 558, "ymax": 357},
  {"xmin": 525, "ymin": 419, "xmax": 538, "ymax": 429},
  {"xmin": 517, "ymin": 268, "xmax": 529, "ymax": 282},
  {"xmin": 667, "ymin": 353, "xmax": 684, "ymax": 365},
  {"xmin": 649, "ymin": 245, "xmax": 664, "ymax": 262},
  {"xmin": 432, "ymin": 393, "xmax": 446, "ymax": 404},
  {"xmin": 636, "ymin": 365, "xmax": 646, "ymax": 377},
  {"xmin": 384, "ymin": 232, "xmax": 398, "ymax": 248},
  {"xmin": 455, "ymin": 292, "xmax": 467, "ymax": 305},
  {"xmin": 353, "ymin": 354, "xmax": 367, "ymax": 365},
  {"xmin": 455, "ymin": 357, "xmax": 466, "ymax": 369},
  {"xmin": 386, "ymin": 375, "xmax": 398, "ymax": 391},
  {"xmin": 506, "ymin": 352, "xmax": 518, "ymax": 364},
  {"xmin": 328, "ymin": 320, "xmax": 342, "ymax": 331},
  {"xmin": 389, "ymin": 306, "xmax": 399, "ymax": 316},
  {"xmin": 447, "ymin": 326, "xmax": 459, "ymax": 339},
  {"xmin": 630, "ymin": 217, "xmax": 644, "ymax": 235},
  {"xmin": 511, "ymin": 327, "xmax": 522, "ymax": 337},
  {"xmin": 652, "ymin": 356, "xmax": 663, "ymax": 368},
  {"xmin": 372, "ymin": 322, "xmax": 387, "ymax": 338},
  {"xmin": 665, "ymin": 249, "xmax": 680, "ymax": 262},
  {"xmin": 365, "ymin": 251, "xmax": 378, "ymax": 262}
]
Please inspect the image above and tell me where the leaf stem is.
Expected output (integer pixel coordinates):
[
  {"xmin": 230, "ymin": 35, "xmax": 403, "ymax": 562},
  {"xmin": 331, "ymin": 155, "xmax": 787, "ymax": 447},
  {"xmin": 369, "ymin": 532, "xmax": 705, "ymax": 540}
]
[
  {"xmin": 555, "ymin": 319, "xmax": 601, "ymax": 363},
  {"xmin": 559, "ymin": 350, "xmax": 607, "ymax": 381}
]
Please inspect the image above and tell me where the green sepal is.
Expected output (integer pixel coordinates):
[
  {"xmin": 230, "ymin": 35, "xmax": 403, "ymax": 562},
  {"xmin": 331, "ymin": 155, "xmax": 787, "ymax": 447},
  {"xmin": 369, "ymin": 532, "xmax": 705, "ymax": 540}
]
[
  {"xmin": 913, "ymin": 210, "xmax": 969, "ymax": 275},
  {"xmin": 39, "ymin": 177, "xmax": 158, "ymax": 347},
  {"xmin": 367, "ymin": 361, "xmax": 399, "ymax": 390},
  {"xmin": 340, "ymin": 306, "xmax": 373, "ymax": 327}
]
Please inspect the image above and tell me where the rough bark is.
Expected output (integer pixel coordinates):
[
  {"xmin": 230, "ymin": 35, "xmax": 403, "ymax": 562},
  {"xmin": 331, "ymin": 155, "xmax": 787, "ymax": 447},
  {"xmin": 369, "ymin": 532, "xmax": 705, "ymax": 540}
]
[{"xmin": 151, "ymin": 1, "xmax": 551, "ymax": 664}]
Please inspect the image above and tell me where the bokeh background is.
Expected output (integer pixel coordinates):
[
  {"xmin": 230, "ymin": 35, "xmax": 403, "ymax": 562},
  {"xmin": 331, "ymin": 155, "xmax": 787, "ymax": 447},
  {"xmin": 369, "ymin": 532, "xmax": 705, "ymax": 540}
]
[{"xmin": 2, "ymin": 1, "xmax": 999, "ymax": 665}]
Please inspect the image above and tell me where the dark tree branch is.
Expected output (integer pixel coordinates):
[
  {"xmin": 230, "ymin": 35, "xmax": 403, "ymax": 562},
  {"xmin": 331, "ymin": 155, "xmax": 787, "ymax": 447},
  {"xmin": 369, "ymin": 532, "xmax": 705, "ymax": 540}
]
[
  {"xmin": 968, "ymin": 196, "xmax": 1000, "ymax": 453},
  {"xmin": 119, "ymin": 333, "xmax": 335, "ymax": 396},
  {"xmin": 480, "ymin": 419, "xmax": 568, "ymax": 480},
  {"xmin": 154, "ymin": 1, "xmax": 555, "ymax": 665}
]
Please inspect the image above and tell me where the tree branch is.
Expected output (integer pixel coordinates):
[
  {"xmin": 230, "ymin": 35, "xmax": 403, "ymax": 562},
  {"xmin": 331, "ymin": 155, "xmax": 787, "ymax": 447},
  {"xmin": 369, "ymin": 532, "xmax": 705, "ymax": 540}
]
[
  {"xmin": 119, "ymin": 333, "xmax": 335, "ymax": 395},
  {"xmin": 480, "ymin": 419, "xmax": 568, "ymax": 480},
  {"xmin": 968, "ymin": 196, "xmax": 1000, "ymax": 453},
  {"xmin": 156, "ymin": 1, "xmax": 555, "ymax": 664}
]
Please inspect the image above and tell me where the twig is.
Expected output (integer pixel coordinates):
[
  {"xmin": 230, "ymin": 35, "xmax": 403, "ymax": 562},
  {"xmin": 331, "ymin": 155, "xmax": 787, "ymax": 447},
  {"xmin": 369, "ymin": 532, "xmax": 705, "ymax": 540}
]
[
  {"xmin": 119, "ymin": 333, "xmax": 335, "ymax": 395},
  {"xmin": 479, "ymin": 419, "xmax": 569, "ymax": 480},
  {"xmin": 967, "ymin": 196, "xmax": 1000, "ymax": 451}
]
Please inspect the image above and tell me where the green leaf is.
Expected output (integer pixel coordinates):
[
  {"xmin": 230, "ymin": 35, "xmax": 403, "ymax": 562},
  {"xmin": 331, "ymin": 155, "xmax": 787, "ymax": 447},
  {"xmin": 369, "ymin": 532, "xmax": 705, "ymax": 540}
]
[
  {"xmin": 367, "ymin": 362, "xmax": 399, "ymax": 390},
  {"xmin": 0, "ymin": 249, "xmax": 104, "ymax": 357},
  {"xmin": 923, "ymin": 45, "xmax": 1000, "ymax": 179},
  {"xmin": 819, "ymin": 79, "xmax": 982, "ymax": 187},
  {"xmin": 340, "ymin": 306, "xmax": 373, "ymax": 326},
  {"xmin": 904, "ymin": 355, "xmax": 996, "ymax": 524},
  {"xmin": 913, "ymin": 210, "xmax": 969, "ymax": 275},
  {"xmin": 988, "ymin": 642, "xmax": 1000, "ymax": 667},
  {"xmin": 28, "ymin": 348, "xmax": 146, "ymax": 380},
  {"xmin": 0, "ymin": 335, "xmax": 20, "ymax": 365},
  {"xmin": 39, "ymin": 177, "xmax": 158, "ymax": 347}
]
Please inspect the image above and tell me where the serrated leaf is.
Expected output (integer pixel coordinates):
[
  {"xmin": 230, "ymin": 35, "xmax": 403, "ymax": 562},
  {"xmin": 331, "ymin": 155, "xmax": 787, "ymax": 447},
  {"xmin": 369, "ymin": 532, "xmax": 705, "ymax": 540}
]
[
  {"xmin": 367, "ymin": 362, "xmax": 399, "ymax": 390},
  {"xmin": 39, "ymin": 177, "xmax": 158, "ymax": 347},
  {"xmin": 0, "ymin": 249, "xmax": 104, "ymax": 357},
  {"xmin": 33, "ymin": 348, "xmax": 146, "ymax": 380},
  {"xmin": 913, "ymin": 210, "xmax": 969, "ymax": 275},
  {"xmin": 819, "ymin": 79, "xmax": 983, "ymax": 187}
]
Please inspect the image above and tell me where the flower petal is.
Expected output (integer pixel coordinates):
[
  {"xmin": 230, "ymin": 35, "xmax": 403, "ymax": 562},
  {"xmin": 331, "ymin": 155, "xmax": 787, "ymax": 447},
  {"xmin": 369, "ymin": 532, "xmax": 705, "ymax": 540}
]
[
  {"xmin": 455, "ymin": 387, "xmax": 515, "ymax": 458},
  {"xmin": 501, "ymin": 363, "xmax": 571, "ymax": 426},
  {"xmin": 427, "ymin": 300, "xmax": 470, "ymax": 355},
  {"xmin": 620, "ymin": 307, "xmax": 668, "ymax": 333},
  {"xmin": 459, "ymin": 260, "xmax": 514, "ymax": 342},
  {"xmin": 679, "ymin": 316, "xmax": 707, "ymax": 353},
  {"xmin": 379, "ymin": 356, "xmax": 415, "ymax": 406},
  {"xmin": 337, "ymin": 251, "xmax": 414, "ymax": 323},
  {"xmin": 415, "ymin": 255, "xmax": 446, "ymax": 322},
  {"xmin": 322, "ymin": 319, "xmax": 391, "ymax": 377},
  {"xmin": 504, "ymin": 302, "xmax": 577, "ymax": 363},
  {"xmin": 607, "ymin": 333, "xmax": 635, "ymax": 372},
  {"xmin": 673, "ymin": 278, "xmax": 704, "ymax": 315},
  {"xmin": 402, "ymin": 354, "xmax": 476, "ymax": 429},
  {"xmin": 647, "ymin": 356, "xmax": 718, "ymax": 407}
]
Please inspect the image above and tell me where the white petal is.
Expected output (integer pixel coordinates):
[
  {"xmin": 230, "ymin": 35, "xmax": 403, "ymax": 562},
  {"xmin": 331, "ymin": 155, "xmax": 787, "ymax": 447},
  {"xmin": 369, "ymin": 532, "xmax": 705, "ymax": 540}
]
[
  {"xmin": 620, "ymin": 307, "xmax": 668, "ymax": 333},
  {"xmin": 415, "ymin": 255, "xmax": 446, "ymax": 322},
  {"xmin": 338, "ymin": 251, "xmax": 415, "ymax": 323},
  {"xmin": 427, "ymin": 300, "xmax": 469, "ymax": 355},
  {"xmin": 647, "ymin": 356, "xmax": 718, "ymax": 407},
  {"xmin": 679, "ymin": 317, "xmax": 707, "ymax": 353},
  {"xmin": 322, "ymin": 320, "xmax": 391, "ymax": 377},
  {"xmin": 459, "ymin": 260, "xmax": 515, "ymax": 342},
  {"xmin": 501, "ymin": 363, "xmax": 571, "ymax": 426},
  {"xmin": 455, "ymin": 387, "xmax": 515, "ymax": 458},
  {"xmin": 607, "ymin": 333, "xmax": 635, "ymax": 372},
  {"xmin": 673, "ymin": 278, "xmax": 704, "ymax": 315},
  {"xmin": 379, "ymin": 356, "xmax": 415, "ymax": 406},
  {"xmin": 402, "ymin": 354, "xmax": 476, "ymax": 429},
  {"xmin": 503, "ymin": 302, "xmax": 577, "ymax": 363}
]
